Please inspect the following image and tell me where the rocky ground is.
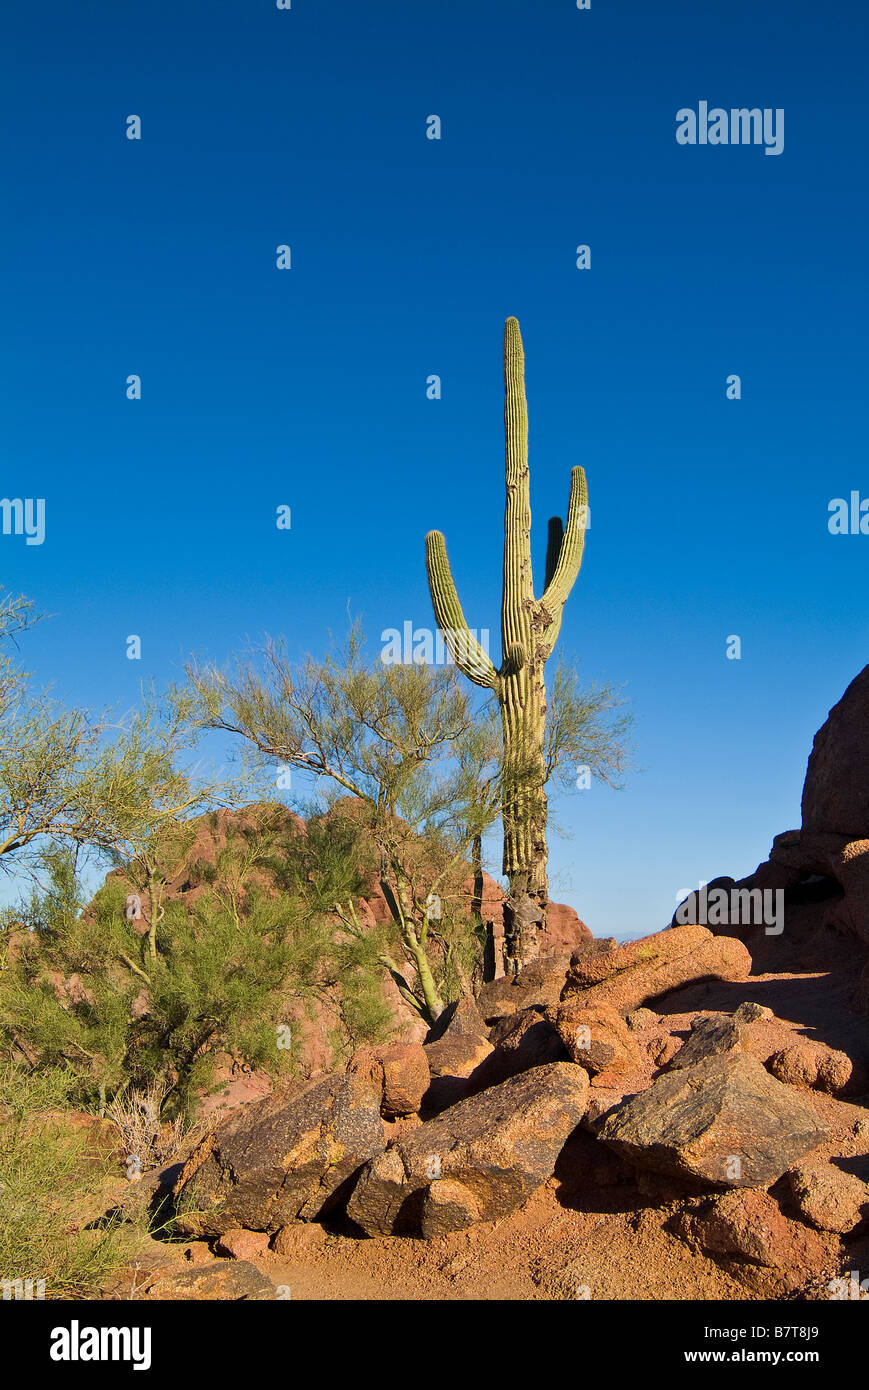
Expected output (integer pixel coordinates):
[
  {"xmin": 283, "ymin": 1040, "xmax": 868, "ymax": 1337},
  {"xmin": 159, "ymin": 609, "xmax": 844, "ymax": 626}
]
[
  {"xmin": 99, "ymin": 929, "xmax": 869, "ymax": 1302},
  {"xmin": 96, "ymin": 664, "xmax": 869, "ymax": 1302}
]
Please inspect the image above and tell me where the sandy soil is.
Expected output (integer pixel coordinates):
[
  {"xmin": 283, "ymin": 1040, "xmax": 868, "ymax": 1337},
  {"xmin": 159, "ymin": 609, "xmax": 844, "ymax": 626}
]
[{"xmin": 249, "ymin": 1182, "xmax": 753, "ymax": 1301}]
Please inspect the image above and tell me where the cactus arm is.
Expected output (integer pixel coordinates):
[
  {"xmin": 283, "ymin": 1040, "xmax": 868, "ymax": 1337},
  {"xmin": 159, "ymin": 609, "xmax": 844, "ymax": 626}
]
[
  {"xmin": 425, "ymin": 531, "xmax": 498, "ymax": 688},
  {"xmin": 539, "ymin": 466, "xmax": 588, "ymax": 646},
  {"xmin": 501, "ymin": 318, "xmax": 535, "ymax": 660},
  {"xmin": 501, "ymin": 641, "xmax": 526, "ymax": 677}
]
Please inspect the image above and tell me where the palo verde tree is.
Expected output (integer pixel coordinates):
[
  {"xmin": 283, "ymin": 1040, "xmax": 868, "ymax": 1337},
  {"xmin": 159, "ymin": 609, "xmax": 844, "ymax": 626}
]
[
  {"xmin": 426, "ymin": 318, "xmax": 628, "ymax": 970},
  {"xmin": 92, "ymin": 685, "xmax": 252, "ymax": 969},
  {"xmin": 0, "ymin": 590, "xmax": 120, "ymax": 871},
  {"xmin": 190, "ymin": 625, "xmax": 502, "ymax": 1024},
  {"xmin": 0, "ymin": 594, "xmax": 230, "ymax": 897},
  {"xmin": 0, "ymin": 690, "xmax": 282, "ymax": 1120}
]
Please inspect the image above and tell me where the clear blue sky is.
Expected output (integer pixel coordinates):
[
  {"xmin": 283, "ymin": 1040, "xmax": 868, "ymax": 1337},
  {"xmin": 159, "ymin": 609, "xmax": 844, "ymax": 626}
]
[{"xmin": 2, "ymin": 0, "xmax": 867, "ymax": 938}]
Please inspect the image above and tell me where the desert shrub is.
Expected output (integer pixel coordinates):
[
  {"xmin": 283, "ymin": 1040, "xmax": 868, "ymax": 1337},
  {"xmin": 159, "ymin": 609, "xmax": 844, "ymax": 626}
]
[
  {"xmin": 0, "ymin": 850, "xmax": 308, "ymax": 1120},
  {"xmin": 0, "ymin": 1063, "xmax": 133, "ymax": 1298},
  {"xmin": 0, "ymin": 774, "xmax": 493, "ymax": 1124}
]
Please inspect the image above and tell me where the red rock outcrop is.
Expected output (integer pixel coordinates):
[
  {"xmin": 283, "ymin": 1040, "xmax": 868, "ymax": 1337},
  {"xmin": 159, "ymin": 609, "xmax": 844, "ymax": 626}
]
[{"xmin": 802, "ymin": 664, "xmax": 869, "ymax": 838}]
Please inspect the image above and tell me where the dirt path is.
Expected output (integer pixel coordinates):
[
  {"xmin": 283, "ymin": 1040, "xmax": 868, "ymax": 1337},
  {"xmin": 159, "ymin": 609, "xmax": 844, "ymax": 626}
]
[{"xmin": 251, "ymin": 1184, "xmax": 750, "ymax": 1301}]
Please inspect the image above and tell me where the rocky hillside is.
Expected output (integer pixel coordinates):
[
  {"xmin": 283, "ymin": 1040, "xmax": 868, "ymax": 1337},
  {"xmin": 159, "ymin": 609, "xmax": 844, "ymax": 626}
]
[{"xmin": 100, "ymin": 799, "xmax": 591, "ymax": 1101}]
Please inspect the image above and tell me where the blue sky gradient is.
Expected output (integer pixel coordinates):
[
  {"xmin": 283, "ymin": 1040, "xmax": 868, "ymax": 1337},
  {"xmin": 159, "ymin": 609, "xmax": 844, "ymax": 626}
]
[{"xmin": 2, "ymin": 0, "xmax": 867, "ymax": 936}]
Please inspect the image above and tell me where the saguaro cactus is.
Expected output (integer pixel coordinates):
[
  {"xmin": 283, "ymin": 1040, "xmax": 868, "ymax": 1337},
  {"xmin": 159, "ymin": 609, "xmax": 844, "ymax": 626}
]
[{"xmin": 425, "ymin": 317, "xmax": 588, "ymax": 971}]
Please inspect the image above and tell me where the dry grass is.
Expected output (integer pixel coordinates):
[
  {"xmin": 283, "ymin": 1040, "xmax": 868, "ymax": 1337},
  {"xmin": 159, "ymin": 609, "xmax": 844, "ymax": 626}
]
[
  {"xmin": 0, "ymin": 1065, "xmax": 135, "ymax": 1299},
  {"xmin": 105, "ymin": 1078, "xmax": 186, "ymax": 1177}
]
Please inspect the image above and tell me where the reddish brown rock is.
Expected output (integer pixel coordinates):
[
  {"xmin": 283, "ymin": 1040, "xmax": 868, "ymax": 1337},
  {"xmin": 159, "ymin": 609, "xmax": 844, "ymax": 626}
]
[
  {"xmin": 459, "ymin": 869, "xmax": 505, "ymax": 923},
  {"xmin": 270, "ymin": 1223, "xmax": 329, "ymax": 1258},
  {"xmin": 422, "ymin": 1032, "xmax": 494, "ymax": 1112},
  {"xmin": 424, "ymin": 1030, "xmax": 492, "ymax": 1084},
  {"xmin": 674, "ymin": 1187, "xmax": 833, "ymax": 1292},
  {"xmin": 171, "ymin": 1071, "xmax": 385, "ymax": 1236},
  {"xmin": 144, "ymin": 1261, "xmax": 277, "ymax": 1300},
  {"xmin": 182, "ymin": 1242, "xmax": 214, "ymax": 1266},
  {"xmin": 553, "ymin": 1000, "xmax": 644, "ymax": 1079},
  {"xmin": 560, "ymin": 927, "xmax": 751, "ymax": 1014},
  {"xmin": 802, "ymin": 664, "xmax": 869, "ymax": 839},
  {"xmin": 381, "ymin": 997, "xmax": 489, "ymax": 1114},
  {"xmin": 766, "ymin": 1041, "xmax": 853, "ymax": 1095},
  {"xmin": 468, "ymin": 1008, "xmax": 567, "ymax": 1091},
  {"xmin": 432, "ymin": 994, "xmax": 488, "ymax": 1039},
  {"xmin": 215, "ymin": 1228, "xmax": 272, "ymax": 1261},
  {"xmin": 347, "ymin": 1062, "xmax": 589, "ymax": 1238},
  {"xmin": 377, "ymin": 1043, "xmax": 430, "ymax": 1119},
  {"xmin": 761, "ymin": 830, "xmax": 869, "ymax": 950},
  {"xmin": 347, "ymin": 1046, "xmax": 384, "ymax": 1091},
  {"xmin": 476, "ymin": 952, "xmax": 574, "ymax": 1024},
  {"xmin": 540, "ymin": 903, "xmax": 593, "ymax": 956},
  {"xmin": 599, "ymin": 1053, "xmax": 828, "ymax": 1189},
  {"xmin": 788, "ymin": 1162, "xmax": 869, "ymax": 1234}
]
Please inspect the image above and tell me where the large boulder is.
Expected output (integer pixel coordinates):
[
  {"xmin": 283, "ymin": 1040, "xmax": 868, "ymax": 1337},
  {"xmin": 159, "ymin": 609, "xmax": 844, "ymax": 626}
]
[
  {"xmin": 599, "ymin": 1053, "xmax": 828, "ymax": 1189},
  {"xmin": 346, "ymin": 1062, "xmax": 589, "ymax": 1237},
  {"xmin": 673, "ymin": 1188, "xmax": 833, "ymax": 1295},
  {"xmin": 560, "ymin": 927, "xmax": 751, "ymax": 1014},
  {"xmin": 802, "ymin": 665, "xmax": 869, "ymax": 838},
  {"xmin": 553, "ymin": 1000, "xmax": 645, "ymax": 1080},
  {"xmin": 171, "ymin": 1072, "xmax": 384, "ymax": 1236},
  {"xmin": 422, "ymin": 1016, "xmax": 494, "ymax": 1113},
  {"xmin": 348, "ymin": 1043, "xmax": 430, "ymax": 1118},
  {"xmin": 429, "ymin": 994, "xmax": 488, "ymax": 1039},
  {"xmin": 685, "ymin": 669, "xmax": 869, "ymax": 968},
  {"xmin": 468, "ymin": 1008, "xmax": 569, "ymax": 1091},
  {"xmin": 540, "ymin": 903, "xmax": 593, "ymax": 955},
  {"xmin": 765, "ymin": 1040, "xmax": 853, "ymax": 1096},
  {"xmin": 763, "ymin": 830, "xmax": 869, "ymax": 947},
  {"xmin": 476, "ymin": 952, "xmax": 575, "ymax": 1025}
]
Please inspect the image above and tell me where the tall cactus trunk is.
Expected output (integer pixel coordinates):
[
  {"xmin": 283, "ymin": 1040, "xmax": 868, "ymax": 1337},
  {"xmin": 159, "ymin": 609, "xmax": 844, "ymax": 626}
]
[
  {"xmin": 425, "ymin": 317, "xmax": 588, "ymax": 974},
  {"xmin": 501, "ymin": 671, "xmax": 549, "ymax": 969}
]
